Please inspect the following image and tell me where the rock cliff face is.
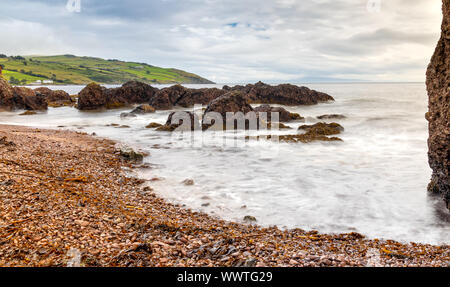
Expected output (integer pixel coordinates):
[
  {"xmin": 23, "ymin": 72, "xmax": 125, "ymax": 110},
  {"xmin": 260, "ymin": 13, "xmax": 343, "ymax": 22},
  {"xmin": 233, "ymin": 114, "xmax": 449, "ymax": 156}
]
[{"xmin": 426, "ymin": 0, "xmax": 450, "ymax": 209}]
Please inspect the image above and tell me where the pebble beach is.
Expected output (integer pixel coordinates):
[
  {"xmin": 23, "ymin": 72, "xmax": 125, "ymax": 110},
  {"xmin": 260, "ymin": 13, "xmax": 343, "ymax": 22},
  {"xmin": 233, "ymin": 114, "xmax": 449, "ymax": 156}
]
[{"xmin": 0, "ymin": 125, "xmax": 448, "ymax": 267}]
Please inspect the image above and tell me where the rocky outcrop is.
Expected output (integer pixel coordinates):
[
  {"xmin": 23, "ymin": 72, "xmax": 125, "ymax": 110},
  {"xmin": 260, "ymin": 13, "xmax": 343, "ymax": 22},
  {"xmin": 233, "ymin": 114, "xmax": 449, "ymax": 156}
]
[
  {"xmin": 0, "ymin": 77, "xmax": 47, "ymax": 111},
  {"xmin": 254, "ymin": 104, "xmax": 304, "ymax": 122},
  {"xmin": 77, "ymin": 83, "xmax": 109, "ymax": 110},
  {"xmin": 150, "ymin": 85, "xmax": 189, "ymax": 110},
  {"xmin": 317, "ymin": 114, "xmax": 347, "ymax": 120},
  {"xmin": 77, "ymin": 81, "xmax": 158, "ymax": 110},
  {"xmin": 426, "ymin": 0, "xmax": 450, "ymax": 209},
  {"xmin": 177, "ymin": 88, "xmax": 226, "ymax": 107},
  {"xmin": 202, "ymin": 91, "xmax": 259, "ymax": 130},
  {"xmin": 149, "ymin": 85, "xmax": 226, "ymax": 109},
  {"xmin": 298, "ymin": 122, "xmax": 344, "ymax": 136},
  {"xmin": 0, "ymin": 77, "xmax": 15, "ymax": 110},
  {"xmin": 130, "ymin": 104, "xmax": 156, "ymax": 114},
  {"xmin": 224, "ymin": 81, "xmax": 334, "ymax": 105},
  {"xmin": 109, "ymin": 81, "xmax": 158, "ymax": 106},
  {"xmin": 34, "ymin": 87, "xmax": 73, "ymax": 107},
  {"xmin": 156, "ymin": 111, "xmax": 201, "ymax": 131}
]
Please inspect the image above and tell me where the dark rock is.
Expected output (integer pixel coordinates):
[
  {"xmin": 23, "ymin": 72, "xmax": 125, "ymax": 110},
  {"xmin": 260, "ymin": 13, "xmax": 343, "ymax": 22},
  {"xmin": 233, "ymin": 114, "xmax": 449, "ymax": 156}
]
[
  {"xmin": 77, "ymin": 81, "xmax": 158, "ymax": 110},
  {"xmin": 120, "ymin": 112, "xmax": 137, "ymax": 118},
  {"xmin": 298, "ymin": 122, "xmax": 344, "ymax": 136},
  {"xmin": 0, "ymin": 78, "xmax": 47, "ymax": 111},
  {"xmin": 119, "ymin": 147, "xmax": 144, "ymax": 163},
  {"xmin": 108, "ymin": 81, "xmax": 158, "ymax": 106},
  {"xmin": 254, "ymin": 104, "xmax": 304, "ymax": 122},
  {"xmin": 202, "ymin": 91, "xmax": 259, "ymax": 130},
  {"xmin": 12, "ymin": 87, "xmax": 48, "ymax": 110},
  {"xmin": 131, "ymin": 104, "xmax": 156, "ymax": 114},
  {"xmin": 145, "ymin": 122, "xmax": 163, "ymax": 129},
  {"xmin": 19, "ymin": 110, "xmax": 37, "ymax": 116},
  {"xmin": 243, "ymin": 216, "xmax": 257, "ymax": 223},
  {"xmin": 150, "ymin": 84, "xmax": 188, "ymax": 110},
  {"xmin": 34, "ymin": 87, "xmax": 73, "ymax": 107},
  {"xmin": 182, "ymin": 179, "xmax": 194, "ymax": 186},
  {"xmin": 317, "ymin": 114, "xmax": 347, "ymax": 120},
  {"xmin": 156, "ymin": 111, "xmax": 201, "ymax": 131},
  {"xmin": 77, "ymin": 83, "xmax": 108, "ymax": 110},
  {"xmin": 426, "ymin": 0, "xmax": 450, "ymax": 209},
  {"xmin": 177, "ymin": 88, "xmax": 226, "ymax": 107},
  {"xmin": 0, "ymin": 77, "xmax": 15, "ymax": 110},
  {"xmin": 226, "ymin": 81, "xmax": 334, "ymax": 105}
]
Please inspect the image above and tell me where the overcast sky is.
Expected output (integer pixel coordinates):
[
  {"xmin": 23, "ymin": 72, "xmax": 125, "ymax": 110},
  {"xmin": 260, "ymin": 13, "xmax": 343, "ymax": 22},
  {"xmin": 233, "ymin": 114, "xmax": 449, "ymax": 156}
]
[{"xmin": 0, "ymin": 0, "xmax": 443, "ymax": 83}]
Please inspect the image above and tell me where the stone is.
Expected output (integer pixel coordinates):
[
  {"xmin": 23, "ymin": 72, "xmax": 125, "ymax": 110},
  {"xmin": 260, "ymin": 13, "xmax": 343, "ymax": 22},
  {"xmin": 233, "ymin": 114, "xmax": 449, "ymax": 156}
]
[
  {"xmin": 34, "ymin": 87, "xmax": 73, "ymax": 107},
  {"xmin": 243, "ymin": 215, "xmax": 257, "ymax": 223},
  {"xmin": 426, "ymin": 0, "xmax": 450, "ymax": 209},
  {"xmin": 77, "ymin": 81, "xmax": 158, "ymax": 110},
  {"xmin": 298, "ymin": 122, "xmax": 344, "ymax": 136},
  {"xmin": 202, "ymin": 91, "xmax": 259, "ymax": 130},
  {"xmin": 156, "ymin": 111, "xmax": 201, "ymax": 131},
  {"xmin": 317, "ymin": 114, "xmax": 347, "ymax": 120},
  {"xmin": 182, "ymin": 179, "xmax": 194, "ymax": 186},
  {"xmin": 130, "ymin": 104, "xmax": 156, "ymax": 114},
  {"xmin": 254, "ymin": 104, "xmax": 304, "ymax": 122},
  {"xmin": 225, "ymin": 81, "xmax": 334, "ymax": 105}
]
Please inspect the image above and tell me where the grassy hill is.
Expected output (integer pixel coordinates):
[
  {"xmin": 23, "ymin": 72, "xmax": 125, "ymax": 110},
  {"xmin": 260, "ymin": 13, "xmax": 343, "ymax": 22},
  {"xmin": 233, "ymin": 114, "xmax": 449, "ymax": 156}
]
[{"xmin": 0, "ymin": 54, "xmax": 214, "ymax": 85}]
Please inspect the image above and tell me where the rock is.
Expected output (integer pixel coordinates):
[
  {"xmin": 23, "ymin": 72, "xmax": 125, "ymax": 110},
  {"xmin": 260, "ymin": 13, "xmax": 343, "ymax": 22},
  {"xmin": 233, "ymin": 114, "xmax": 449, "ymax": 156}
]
[
  {"xmin": 0, "ymin": 78, "xmax": 47, "ymax": 111},
  {"xmin": 108, "ymin": 81, "xmax": 158, "ymax": 108},
  {"xmin": 426, "ymin": 0, "xmax": 450, "ymax": 209},
  {"xmin": 77, "ymin": 83, "xmax": 108, "ymax": 110},
  {"xmin": 120, "ymin": 112, "xmax": 137, "ymax": 118},
  {"xmin": 202, "ymin": 91, "xmax": 259, "ymax": 130},
  {"xmin": 298, "ymin": 122, "xmax": 344, "ymax": 136},
  {"xmin": 274, "ymin": 134, "xmax": 343, "ymax": 143},
  {"xmin": 19, "ymin": 110, "xmax": 37, "ymax": 116},
  {"xmin": 150, "ymin": 84, "xmax": 188, "ymax": 110},
  {"xmin": 177, "ymin": 88, "xmax": 226, "ymax": 107},
  {"xmin": 156, "ymin": 111, "xmax": 201, "ymax": 131},
  {"xmin": 226, "ymin": 81, "xmax": 334, "ymax": 105},
  {"xmin": 119, "ymin": 147, "xmax": 144, "ymax": 163},
  {"xmin": 0, "ymin": 77, "xmax": 15, "ymax": 110},
  {"xmin": 243, "ymin": 215, "xmax": 257, "ymax": 223},
  {"xmin": 131, "ymin": 104, "xmax": 156, "ymax": 114},
  {"xmin": 182, "ymin": 179, "xmax": 194, "ymax": 186},
  {"xmin": 34, "ymin": 87, "xmax": 73, "ymax": 107},
  {"xmin": 146, "ymin": 122, "xmax": 163, "ymax": 129},
  {"xmin": 254, "ymin": 104, "xmax": 304, "ymax": 122},
  {"xmin": 150, "ymin": 85, "xmax": 226, "ymax": 109},
  {"xmin": 13, "ymin": 87, "xmax": 48, "ymax": 111},
  {"xmin": 78, "ymin": 81, "xmax": 158, "ymax": 110},
  {"xmin": 317, "ymin": 114, "xmax": 347, "ymax": 120}
]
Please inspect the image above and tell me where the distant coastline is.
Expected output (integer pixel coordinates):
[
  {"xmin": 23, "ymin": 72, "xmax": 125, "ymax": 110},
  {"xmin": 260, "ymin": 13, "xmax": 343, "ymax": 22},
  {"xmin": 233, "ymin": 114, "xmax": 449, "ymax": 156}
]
[{"xmin": 0, "ymin": 54, "xmax": 214, "ymax": 86}]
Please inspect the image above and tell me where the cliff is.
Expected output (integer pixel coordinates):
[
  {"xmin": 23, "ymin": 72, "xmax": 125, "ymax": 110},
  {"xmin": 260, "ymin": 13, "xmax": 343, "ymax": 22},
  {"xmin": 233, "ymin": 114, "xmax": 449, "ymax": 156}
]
[{"xmin": 426, "ymin": 0, "xmax": 450, "ymax": 209}]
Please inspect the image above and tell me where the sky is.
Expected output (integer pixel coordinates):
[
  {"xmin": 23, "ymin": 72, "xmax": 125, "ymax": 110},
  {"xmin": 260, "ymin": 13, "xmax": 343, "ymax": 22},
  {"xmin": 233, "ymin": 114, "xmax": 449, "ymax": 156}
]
[{"xmin": 0, "ymin": 0, "xmax": 443, "ymax": 83}]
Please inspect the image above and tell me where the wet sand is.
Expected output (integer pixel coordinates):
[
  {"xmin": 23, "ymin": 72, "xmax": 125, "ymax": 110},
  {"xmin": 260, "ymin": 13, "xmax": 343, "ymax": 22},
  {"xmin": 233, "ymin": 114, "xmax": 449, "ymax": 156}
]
[{"xmin": 0, "ymin": 125, "xmax": 448, "ymax": 267}]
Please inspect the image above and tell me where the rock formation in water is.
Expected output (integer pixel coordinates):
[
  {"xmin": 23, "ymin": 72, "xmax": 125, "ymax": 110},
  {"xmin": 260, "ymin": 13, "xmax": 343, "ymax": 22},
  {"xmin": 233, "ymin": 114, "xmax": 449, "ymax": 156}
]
[
  {"xmin": 223, "ymin": 81, "xmax": 334, "ymax": 105},
  {"xmin": 202, "ymin": 91, "xmax": 259, "ymax": 130},
  {"xmin": 77, "ymin": 81, "xmax": 158, "ymax": 110},
  {"xmin": 34, "ymin": 87, "xmax": 74, "ymax": 107},
  {"xmin": 254, "ymin": 104, "xmax": 304, "ymax": 122},
  {"xmin": 77, "ymin": 80, "xmax": 334, "ymax": 111},
  {"xmin": 156, "ymin": 111, "xmax": 201, "ymax": 131},
  {"xmin": 426, "ymin": 0, "xmax": 450, "ymax": 209},
  {"xmin": 0, "ymin": 77, "xmax": 47, "ymax": 111}
]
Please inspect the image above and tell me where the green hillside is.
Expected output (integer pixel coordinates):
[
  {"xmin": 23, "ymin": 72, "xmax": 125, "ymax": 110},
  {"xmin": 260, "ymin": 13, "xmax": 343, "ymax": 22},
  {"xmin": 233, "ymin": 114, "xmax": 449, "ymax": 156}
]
[{"xmin": 0, "ymin": 54, "xmax": 214, "ymax": 85}]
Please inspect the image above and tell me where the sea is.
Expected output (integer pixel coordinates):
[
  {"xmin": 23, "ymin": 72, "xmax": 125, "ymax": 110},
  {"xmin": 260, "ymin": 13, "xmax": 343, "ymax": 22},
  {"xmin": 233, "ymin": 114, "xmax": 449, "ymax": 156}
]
[{"xmin": 1, "ymin": 82, "xmax": 449, "ymax": 245}]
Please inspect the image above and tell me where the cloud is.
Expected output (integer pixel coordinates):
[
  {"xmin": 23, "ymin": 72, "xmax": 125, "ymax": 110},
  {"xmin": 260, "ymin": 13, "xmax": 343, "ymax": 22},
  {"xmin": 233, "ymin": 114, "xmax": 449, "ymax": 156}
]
[{"xmin": 0, "ymin": 0, "xmax": 443, "ymax": 83}]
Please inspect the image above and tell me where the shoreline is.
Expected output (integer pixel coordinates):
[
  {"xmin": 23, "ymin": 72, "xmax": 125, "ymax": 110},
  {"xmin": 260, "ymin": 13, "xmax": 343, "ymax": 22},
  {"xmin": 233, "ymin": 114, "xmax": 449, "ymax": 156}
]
[{"xmin": 0, "ymin": 124, "xmax": 448, "ymax": 267}]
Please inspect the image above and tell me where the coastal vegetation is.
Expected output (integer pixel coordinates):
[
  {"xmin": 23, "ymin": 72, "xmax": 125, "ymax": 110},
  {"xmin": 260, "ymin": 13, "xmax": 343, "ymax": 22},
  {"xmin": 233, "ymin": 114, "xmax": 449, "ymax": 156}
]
[{"xmin": 0, "ymin": 54, "xmax": 213, "ymax": 85}]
